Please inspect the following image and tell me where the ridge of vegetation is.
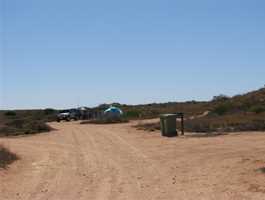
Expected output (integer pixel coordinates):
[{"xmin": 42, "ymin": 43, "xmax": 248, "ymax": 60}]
[
  {"xmin": 0, "ymin": 109, "xmax": 56, "ymax": 137},
  {"xmin": 135, "ymin": 87, "xmax": 265, "ymax": 133},
  {"xmin": 1, "ymin": 87, "xmax": 265, "ymax": 136}
]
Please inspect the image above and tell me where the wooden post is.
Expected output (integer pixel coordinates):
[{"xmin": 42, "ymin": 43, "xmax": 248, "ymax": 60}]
[{"xmin": 181, "ymin": 114, "xmax": 184, "ymax": 136}]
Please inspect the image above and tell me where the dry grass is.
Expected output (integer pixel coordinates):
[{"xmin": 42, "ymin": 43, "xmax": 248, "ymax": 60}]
[
  {"xmin": 135, "ymin": 113, "xmax": 265, "ymax": 133},
  {"xmin": 134, "ymin": 88, "xmax": 265, "ymax": 133},
  {"xmin": 0, "ymin": 109, "xmax": 55, "ymax": 137},
  {"xmin": 1, "ymin": 88, "xmax": 265, "ymax": 136},
  {"xmin": 184, "ymin": 113, "xmax": 265, "ymax": 133},
  {"xmin": 0, "ymin": 145, "xmax": 19, "ymax": 169},
  {"xmin": 119, "ymin": 101, "xmax": 209, "ymax": 119}
]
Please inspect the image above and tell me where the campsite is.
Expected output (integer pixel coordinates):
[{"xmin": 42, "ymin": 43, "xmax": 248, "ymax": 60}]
[
  {"xmin": 2, "ymin": 0, "xmax": 265, "ymax": 199},
  {"xmin": 1, "ymin": 88, "xmax": 265, "ymax": 199}
]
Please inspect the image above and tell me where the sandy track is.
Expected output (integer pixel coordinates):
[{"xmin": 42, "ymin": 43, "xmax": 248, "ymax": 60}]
[{"xmin": 1, "ymin": 121, "xmax": 265, "ymax": 200}]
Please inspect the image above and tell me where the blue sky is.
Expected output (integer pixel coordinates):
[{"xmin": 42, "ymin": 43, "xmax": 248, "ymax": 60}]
[{"xmin": 1, "ymin": 0, "xmax": 265, "ymax": 109}]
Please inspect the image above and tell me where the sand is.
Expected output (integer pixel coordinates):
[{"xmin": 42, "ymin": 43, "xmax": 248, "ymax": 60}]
[{"xmin": 1, "ymin": 120, "xmax": 265, "ymax": 200}]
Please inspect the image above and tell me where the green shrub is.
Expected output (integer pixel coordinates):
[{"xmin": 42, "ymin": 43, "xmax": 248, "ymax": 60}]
[
  {"xmin": 44, "ymin": 108, "xmax": 56, "ymax": 115},
  {"xmin": 6, "ymin": 119, "xmax": 26, "ymax": 129},
  {"xmin": 0, "ymin": 145, "xmax": 19, "ymax": 169},
  {"xmin": 212, "ymin": 95, "xmax": 230, "ymax": 101},
  {"xmin": 24, "ymin": 121, "xmax": 51, "ymax": 133},
  {"xmin": 212, "ymin": 102, "xmax": 233, "ymax": 115},
  {"xmin": 249, "ymin": 105, "xmax": 265, "ymax": 114},
  {"xmin": 5, "ymin": 111, "xmax": 16, "ymax": 117},
  {"xmin": 125, "ymin": 110, "xmax": 141, "ymax": 118}
]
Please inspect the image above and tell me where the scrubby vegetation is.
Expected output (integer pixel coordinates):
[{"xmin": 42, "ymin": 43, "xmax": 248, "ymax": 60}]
[
  {"xmin": 135, "ymin": 87, "xmax": 265, "ymax": 133},
  {"xmin": 0, "ymin": 109, "xmax": 57, "ymax": 137},
  {"xmin": 259, "ymin": 167, "xmax": 265, "ymax": 174},
  {"xmin": 2, "ymin": 87, "xmax": 265, "ymax": 135},
  {"xmin": 0, "ymin": 145, "xmax": 19, "ymax": 169},
  {"xmin": 211, "ymin": 88, "xmax": 265, "ymax": 115},
  {"xmin": 184, "ymin": 113, "xmax": 265, "ymax": 133},
  {"xmin": 106, "ymin": 101, "xmax": 210, "ymax": 119}
]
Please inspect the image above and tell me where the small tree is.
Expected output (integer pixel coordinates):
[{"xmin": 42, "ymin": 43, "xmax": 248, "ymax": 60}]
[
  {"xmin": 5, "ymin": 111, "xmax": 16, "ymax": 116},
  {"xmin": 44, "ymin": 108, "xmax": 56, "ymax": 115},
  {"xmin": 213, "ymin": 102, "xmax": 233, "ymax": 115},
  {"xmin": 213, "ymin": 95, "xmax": 230, "ymax": 102}
]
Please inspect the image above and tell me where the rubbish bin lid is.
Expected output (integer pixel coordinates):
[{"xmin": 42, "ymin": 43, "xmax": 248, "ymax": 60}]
[{"xmin": 160, "ymin": 114, "xmax": 178, "ymax": 119}]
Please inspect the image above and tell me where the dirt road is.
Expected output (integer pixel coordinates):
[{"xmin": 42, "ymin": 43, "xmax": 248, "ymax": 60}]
[{"xmin": 1, "ymin": 121, "xmax": 265, "ymax": 200}]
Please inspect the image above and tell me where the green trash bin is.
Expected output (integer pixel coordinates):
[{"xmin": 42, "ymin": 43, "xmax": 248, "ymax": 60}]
[{"xmin": 160, "ymin": 114, "xmax": 178, "ymax": 137}]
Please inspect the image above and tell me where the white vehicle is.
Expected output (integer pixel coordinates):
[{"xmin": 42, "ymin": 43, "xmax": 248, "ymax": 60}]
[{"xmin": 57, "ymin": 110, "xmax": 80, "ymax": 122}]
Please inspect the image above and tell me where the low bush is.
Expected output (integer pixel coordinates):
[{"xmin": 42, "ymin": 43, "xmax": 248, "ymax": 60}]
[
  {"xmin": 23, "ymin": 121, "xmax": 51, "ymax": 134},
  {"xmin": 259, "ymin": 167, "xmax": 265, "ymax": 174},
  {"xmin": 249, "ymin": 105, "xmax": 265, "ymax": 114},
  {"xmin": 212, "ymin": 95, "xmax": 230, "ymax": 102},
  {"xmin": 0, "ymin": 110, "xmax": 55, "ymax": 137},
  {"xmin": 125, "ymin": 110, "xmax": 141, "ymax": 119},
  {"xmin": 0, "ymin": 145, "xmax": 19, "ymax": 169},
  {"xmin": 212, "ymin": 102, "xmax": 233, "ymax": 115},
  {"xmin": 44, "ymin": 108, "xmax": 56, "ymax": 115},
  {"xmin": 5, "ymin": 111, "xmax": 16, "ymax": 117}
]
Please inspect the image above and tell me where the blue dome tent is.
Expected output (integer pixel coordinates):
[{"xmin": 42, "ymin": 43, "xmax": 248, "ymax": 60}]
[{"xmin": 104, "ymin": 106, "xmax": 123, "ymax": 119}]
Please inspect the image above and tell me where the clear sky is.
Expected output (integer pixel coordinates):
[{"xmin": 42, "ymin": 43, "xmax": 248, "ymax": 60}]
[{"xmin": 1, "ymin": 0, "xmax": 265, "ymax": 109}]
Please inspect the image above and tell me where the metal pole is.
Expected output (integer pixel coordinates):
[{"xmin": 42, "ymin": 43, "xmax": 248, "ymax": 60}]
[{"xmin": 181, "ymin": 115, "xmax": 184, "ymax": 136}]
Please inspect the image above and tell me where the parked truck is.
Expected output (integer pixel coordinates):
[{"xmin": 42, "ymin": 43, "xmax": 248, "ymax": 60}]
[{"xmin": 57, "ymin": 109, "xmax": 81, "ymax": 122}]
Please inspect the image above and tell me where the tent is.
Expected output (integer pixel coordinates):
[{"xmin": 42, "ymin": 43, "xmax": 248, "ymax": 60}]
[{"xmin": 104, "ymin": 106, "xmax": 123, "ymax": 119}]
